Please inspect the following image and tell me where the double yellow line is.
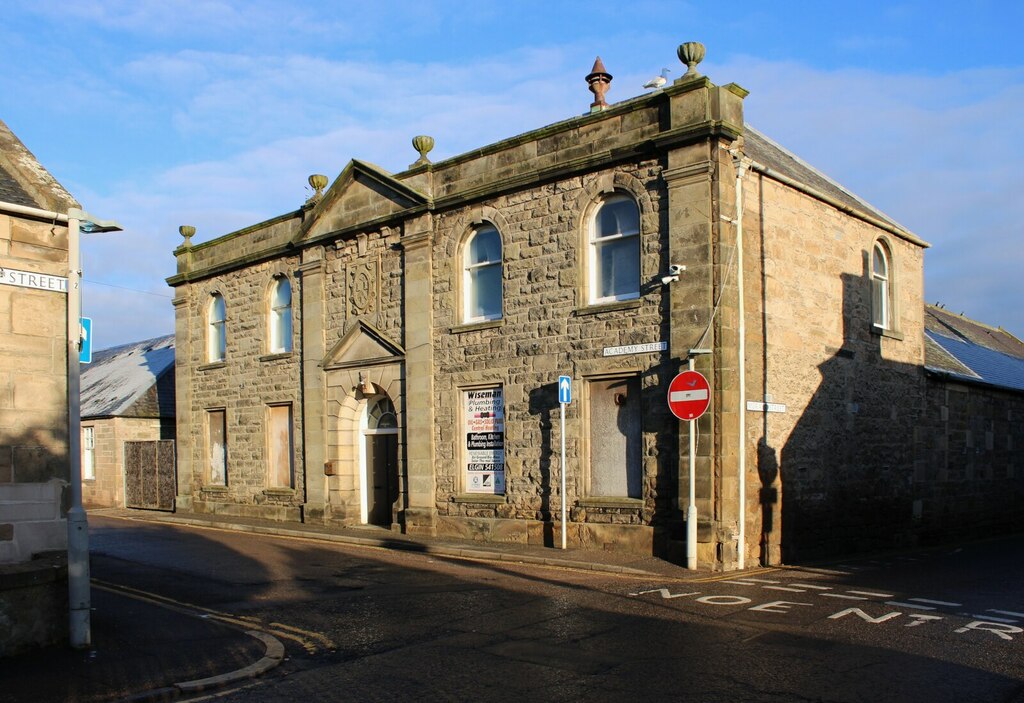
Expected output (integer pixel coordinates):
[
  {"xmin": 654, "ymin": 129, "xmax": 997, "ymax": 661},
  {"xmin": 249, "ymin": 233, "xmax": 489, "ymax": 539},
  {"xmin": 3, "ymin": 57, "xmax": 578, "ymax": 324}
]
[{"xmin": 92, "ymin": 579, "xmax": 336, "ymax": 654}]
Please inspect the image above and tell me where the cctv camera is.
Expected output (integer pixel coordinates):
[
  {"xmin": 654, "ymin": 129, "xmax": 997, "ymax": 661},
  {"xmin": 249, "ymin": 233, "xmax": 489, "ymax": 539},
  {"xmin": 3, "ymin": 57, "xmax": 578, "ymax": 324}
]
[{"xmin": 668, "ymin": 264, "xmax": 686, "ymax": 276}]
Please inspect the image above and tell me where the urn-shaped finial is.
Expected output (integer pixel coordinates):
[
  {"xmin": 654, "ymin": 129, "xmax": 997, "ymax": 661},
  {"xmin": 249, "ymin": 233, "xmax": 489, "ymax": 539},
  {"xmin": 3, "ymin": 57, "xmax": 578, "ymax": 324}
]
[
  {"xmin": 179, "ymin": 225, "xmax": 196, "ymax": 248},
  {"xmin": 677, "ymin": 42, "xmax": 706, "ymax": 78},
  {"xmin": 412, "ymin": 135, "xmax": 435, "ymax": 167},
  {"xmin": 307, "ymin": 174, "xmax": 328, "ymax": 203}
]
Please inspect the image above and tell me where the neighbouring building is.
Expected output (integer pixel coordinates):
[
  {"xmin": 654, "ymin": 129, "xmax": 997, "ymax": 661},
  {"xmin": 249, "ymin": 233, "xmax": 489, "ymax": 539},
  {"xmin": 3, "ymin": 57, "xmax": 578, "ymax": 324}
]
[
  {"xmin": 167, "ymin": 43, "xmax": 1023, "ymax": 570},
  {"xmin": 0, "ymin": 118, "xmax": 76, "ymax": 654},
  {"xmin": 80, "ymin": 335, "xmax": 176, "ymax": 510}
]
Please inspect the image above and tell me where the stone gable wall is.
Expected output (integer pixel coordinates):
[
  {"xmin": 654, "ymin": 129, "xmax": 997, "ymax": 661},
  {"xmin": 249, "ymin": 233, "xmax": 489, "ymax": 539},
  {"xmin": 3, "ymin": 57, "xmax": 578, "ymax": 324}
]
[{"xmin": 742, "ymin": 172, "xmax": 927, "ymax": 561}]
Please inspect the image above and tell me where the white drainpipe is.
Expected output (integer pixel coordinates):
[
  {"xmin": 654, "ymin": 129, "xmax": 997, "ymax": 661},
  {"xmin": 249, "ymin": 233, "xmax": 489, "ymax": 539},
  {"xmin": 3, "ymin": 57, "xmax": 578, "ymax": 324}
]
[{"xmin": 733, "ymin": 156, "xmax": 750, "ymax": 570}]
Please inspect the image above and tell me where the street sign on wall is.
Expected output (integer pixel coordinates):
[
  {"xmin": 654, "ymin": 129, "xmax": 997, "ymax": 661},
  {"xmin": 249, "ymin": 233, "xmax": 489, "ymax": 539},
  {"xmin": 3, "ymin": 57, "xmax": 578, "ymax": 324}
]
[{"xmin": 668, "ymin": 370, "xmax": 710, "ymax": 420}]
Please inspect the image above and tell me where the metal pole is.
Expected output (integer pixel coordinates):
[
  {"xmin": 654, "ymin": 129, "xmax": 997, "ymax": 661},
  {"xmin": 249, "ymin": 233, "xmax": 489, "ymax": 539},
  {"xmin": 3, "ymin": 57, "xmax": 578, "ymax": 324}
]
[
  {"xmin": 560, "ymin": 402, "xmax": 567, "ymax": 550},
  {"xmin": 66, "ymin": 214, "xmax": 91, "ymax": 648},
  {"xmin": 686, "ymin": 357, "xmax": 697, "ymax": 570}
]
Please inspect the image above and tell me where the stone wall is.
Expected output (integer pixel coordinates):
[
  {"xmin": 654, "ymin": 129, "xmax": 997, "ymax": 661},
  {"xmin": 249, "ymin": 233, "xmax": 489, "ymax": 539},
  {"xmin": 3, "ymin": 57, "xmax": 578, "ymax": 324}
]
[
  {"xmin": 743, "ymin": 173, "xmax": 927, "ymax": 562},
  {"xmin": 82, "ymin": 417, "xmax": 169, "ymax": 508},
  {"xmin": 0, "ymin": 212, "xmax": 69, "ymax": 564},
  {"xmin": 0, "ymin": 553, "xmax": 67, "ymax": 655},
  {"xmin": 179, "ymin": 255, "xmax": 304, "ymax": 520},
  {"xmin": 914, "ymin": 379, "xmax": 1024, "ymax": 540},
  {"xmin": 429, "ymin": 163, "xmax": 674, "ymax": 551}
]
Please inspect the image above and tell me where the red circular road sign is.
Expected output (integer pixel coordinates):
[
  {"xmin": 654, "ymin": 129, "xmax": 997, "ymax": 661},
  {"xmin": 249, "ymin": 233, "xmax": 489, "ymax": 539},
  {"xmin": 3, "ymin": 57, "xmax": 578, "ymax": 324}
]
[{"xmin": 668, "ymin": 370, "xmax": 711, "ymax": 420}]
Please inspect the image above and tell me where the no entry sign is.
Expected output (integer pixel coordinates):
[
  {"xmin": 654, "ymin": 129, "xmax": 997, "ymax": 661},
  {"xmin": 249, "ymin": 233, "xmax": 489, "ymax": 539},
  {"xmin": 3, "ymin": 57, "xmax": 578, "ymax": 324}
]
[{"xmin": 668, "ymin": 370, "xmax": 710, "ymax": 420}]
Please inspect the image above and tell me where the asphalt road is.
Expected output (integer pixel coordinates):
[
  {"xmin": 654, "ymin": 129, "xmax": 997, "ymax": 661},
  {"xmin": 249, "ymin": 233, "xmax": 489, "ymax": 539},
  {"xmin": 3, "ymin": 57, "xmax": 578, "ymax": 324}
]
[{"xmin": 89, "ymin": 516, "xmax": 1024, "ymax": 702}]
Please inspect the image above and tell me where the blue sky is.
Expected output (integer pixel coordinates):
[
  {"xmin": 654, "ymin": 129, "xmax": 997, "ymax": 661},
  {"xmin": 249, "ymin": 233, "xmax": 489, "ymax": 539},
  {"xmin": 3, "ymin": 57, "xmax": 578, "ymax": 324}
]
[{"xmin": 2, "ymin": 1, "xmax": 1022, "ymax": 349}]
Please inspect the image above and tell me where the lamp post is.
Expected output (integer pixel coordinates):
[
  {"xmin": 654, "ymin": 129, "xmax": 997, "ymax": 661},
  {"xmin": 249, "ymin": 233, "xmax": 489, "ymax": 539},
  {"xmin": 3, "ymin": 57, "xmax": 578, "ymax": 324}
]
[{"xmin": 66, "ymin": 207, "xmax": 122, "ymax": 649}]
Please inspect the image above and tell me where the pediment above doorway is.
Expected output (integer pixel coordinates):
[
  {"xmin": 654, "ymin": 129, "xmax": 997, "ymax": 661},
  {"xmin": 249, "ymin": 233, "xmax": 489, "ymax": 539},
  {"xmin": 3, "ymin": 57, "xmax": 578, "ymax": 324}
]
[{"xmin": 322, "ymin": 320, "xmax": 405, "ymax": 370}]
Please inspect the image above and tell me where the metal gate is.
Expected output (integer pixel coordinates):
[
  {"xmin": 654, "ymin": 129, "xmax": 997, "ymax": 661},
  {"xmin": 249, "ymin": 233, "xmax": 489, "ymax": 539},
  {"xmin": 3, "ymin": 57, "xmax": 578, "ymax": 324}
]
[{"xmin": 124, "ymin": 440, "xmax": 176, "ymax": 511}]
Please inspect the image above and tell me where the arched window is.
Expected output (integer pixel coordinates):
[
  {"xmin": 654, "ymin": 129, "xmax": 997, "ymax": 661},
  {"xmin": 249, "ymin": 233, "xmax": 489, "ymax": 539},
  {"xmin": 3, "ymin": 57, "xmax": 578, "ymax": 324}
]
[
  {"xmin": 269, "ymin": 277, "xmax": 292, "ymax": 353},
  {"xmin": 208, "ymin": 293, "xmax": 226, "ymax": 362},
  {"xmin": 463, "ymin": 224, "xmax": 502, "ymax": 323},
  {"xmin": 590, "ymin": 194, "xmax": 640, "ymax": 303},
  {"xmin": 367, "ymin": 397, "xmax": 398, "ymax": 430},
  {"xmin": 871, "ymin": 242, "xmax": 891, "ymax": 329}
]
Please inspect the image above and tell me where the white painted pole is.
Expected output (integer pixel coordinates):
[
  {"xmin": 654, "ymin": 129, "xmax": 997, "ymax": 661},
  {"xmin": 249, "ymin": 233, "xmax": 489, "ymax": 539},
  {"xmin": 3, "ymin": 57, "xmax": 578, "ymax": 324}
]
[
  {"xmin": 65, "ymin": 213, "xmax": 91, "ymax": 649},
  {"xmin": 560, "ymin": 401, "xmax": 567, "ymax": 550},
  {"xmin": 735, "ymin": 157, "xmax": 749, "ymax": 571},
  {"xmin": 686, "ymin": 357, "xmax": 697, "ymax": 570}
]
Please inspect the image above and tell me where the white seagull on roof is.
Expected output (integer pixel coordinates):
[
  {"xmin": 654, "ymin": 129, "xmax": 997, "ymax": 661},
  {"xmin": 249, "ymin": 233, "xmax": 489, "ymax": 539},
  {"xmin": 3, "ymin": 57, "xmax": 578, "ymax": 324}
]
[{"xmin": 643, "ymin": 67, "xmax": 671, "ymax": 90}]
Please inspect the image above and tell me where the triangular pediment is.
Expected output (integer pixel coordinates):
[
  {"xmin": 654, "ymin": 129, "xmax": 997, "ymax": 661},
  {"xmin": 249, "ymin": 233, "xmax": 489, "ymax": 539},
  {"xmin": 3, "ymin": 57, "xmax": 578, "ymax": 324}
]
[
  {"xmin": 322, "ymin": 320, "xmax": 405, "ymax": 370},
  {"xmin": 292, "ymin": 160, "xmax": 430, "ymax": 245}
]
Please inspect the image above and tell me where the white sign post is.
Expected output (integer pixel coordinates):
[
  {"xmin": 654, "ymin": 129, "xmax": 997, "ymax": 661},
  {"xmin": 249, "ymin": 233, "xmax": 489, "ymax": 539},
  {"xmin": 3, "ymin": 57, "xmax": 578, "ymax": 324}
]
[
  {"xmin": 669, "ymin": 358, "xmax": 712, "ymax": 570},
  {"xmin": 558, "ymin": 375, "xmax": 571, "ymax": 550}
]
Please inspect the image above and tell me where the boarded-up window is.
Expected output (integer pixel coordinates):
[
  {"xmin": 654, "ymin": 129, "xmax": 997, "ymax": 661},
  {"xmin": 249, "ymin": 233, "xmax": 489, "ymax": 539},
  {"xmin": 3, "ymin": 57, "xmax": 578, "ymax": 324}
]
[
  {"xmin": 268, "ymin": 404, "xmax": 294, "ymax": 488},
  {"xmin": 589, "ymin": 377, "xmax": 642, "ymax": 498},
  {"xmin": 82, "ymin": 426, "xmax": 95, "ymax": 481},
  {"xmin": 208, "ymin": 409, "xmax": 227, "ymax": 485}
]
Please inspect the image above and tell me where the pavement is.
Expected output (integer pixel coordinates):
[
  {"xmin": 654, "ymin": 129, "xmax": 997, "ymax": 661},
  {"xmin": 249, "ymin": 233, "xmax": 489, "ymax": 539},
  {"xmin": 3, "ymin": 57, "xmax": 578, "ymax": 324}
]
[{"xmin": 1, "ymin": 508, "xmax": 725, "ymax": 702}]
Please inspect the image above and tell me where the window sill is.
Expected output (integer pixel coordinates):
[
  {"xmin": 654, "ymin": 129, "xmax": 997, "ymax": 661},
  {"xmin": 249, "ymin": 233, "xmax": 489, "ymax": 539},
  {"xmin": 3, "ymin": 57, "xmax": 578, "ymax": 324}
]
[
  {"xmin": 198, "ymin": 361, "xmax": 227, "ymax": 372},
  {"xmin": 201, "ymin": 485, "xmax": 228, "ymax": 492},
  {"xmin": 451, "ymin": 319, "xmax": 504, "ymax": 334},
  {"xmin": 259, "ymin": 352, "xmax": 293, "ymax": 362},
  {"xmin": 575, "ymin": 299, "xmax": 642, "ymax": 317},
  {"xmin": 453, "ymin": 493, "xmax": 506, "ymax": 504},
  {"xmin": 265, "ymin": 487, "xmax": 295, "ymax": 497},
  {"xmin": 578, "ymin": 497, "xmax": 643, "ymax": 509},
  {"xmin": 871, "ymin": 325, "xmax": 904, "ymax": 341}
]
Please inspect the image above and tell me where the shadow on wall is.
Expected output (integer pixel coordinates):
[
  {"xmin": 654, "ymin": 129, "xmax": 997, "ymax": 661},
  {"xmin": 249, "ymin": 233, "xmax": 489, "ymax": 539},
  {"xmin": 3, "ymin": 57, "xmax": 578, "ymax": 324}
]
[{"xmin": 775, "ymin": 268, "xmax": 922, "ymax": 564}]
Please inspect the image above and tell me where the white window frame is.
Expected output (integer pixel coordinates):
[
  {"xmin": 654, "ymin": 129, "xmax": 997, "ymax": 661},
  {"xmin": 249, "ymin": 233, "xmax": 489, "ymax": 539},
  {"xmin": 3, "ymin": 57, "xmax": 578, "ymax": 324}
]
[
  {"xmin": 82, "ymin": 426, "xmax": 95, "ymax": 481},
  {"xmin": 269, "ymin": 277, "xmax": 292, "ymax": 353},
  {"xmin": 462, "ymin": 225, "xmax": 503, "ymax": 323},
  {"xmin": 208, "ymin": 293, "xmax": 226, "ymax": 362},
  {"xmin": 589, "ymin": 194, "xmax": 641, "ymax": 304},
  {"xmin": 871, "ymin": 242, "xmax": 891, "ymax": 330}
]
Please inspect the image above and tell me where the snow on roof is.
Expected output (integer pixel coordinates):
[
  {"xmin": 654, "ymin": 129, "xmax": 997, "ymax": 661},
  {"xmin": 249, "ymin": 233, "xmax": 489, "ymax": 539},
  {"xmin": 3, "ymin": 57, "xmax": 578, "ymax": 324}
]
[{"xmin": 80, "ymin": 335, "xmax": 175, "ymax": 418}]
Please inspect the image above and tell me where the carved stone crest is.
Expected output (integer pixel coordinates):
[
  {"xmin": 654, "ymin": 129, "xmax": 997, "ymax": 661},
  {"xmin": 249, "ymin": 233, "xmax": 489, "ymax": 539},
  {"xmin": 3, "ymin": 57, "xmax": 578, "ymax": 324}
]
[{"xmin": 348, "ymin": 258, "xmax": 379, "ymax": 316}]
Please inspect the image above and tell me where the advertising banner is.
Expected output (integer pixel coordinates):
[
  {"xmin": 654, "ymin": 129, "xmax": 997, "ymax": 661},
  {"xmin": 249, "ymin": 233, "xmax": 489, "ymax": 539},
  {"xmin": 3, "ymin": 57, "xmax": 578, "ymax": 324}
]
[{"xmin": 464, "ymin": 388, "xmax": 504, "ymax": 494}]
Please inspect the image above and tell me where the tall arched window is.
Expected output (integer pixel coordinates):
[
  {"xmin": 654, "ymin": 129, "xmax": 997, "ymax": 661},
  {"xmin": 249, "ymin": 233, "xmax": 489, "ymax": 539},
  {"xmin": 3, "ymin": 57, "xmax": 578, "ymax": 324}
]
[
  {"xmin": 871, "ymin": 242, "xmax": 891, "ymax": 329},
  {"xmin": 208, "ymin": 293, "xmax": 226, "ymax": 362},
  {"xmin": 463, "ymin": 224, "xmax": 502, "ymax": 323},
  {"xmin": 590, "ymin": 194, "xmax": 640, "ymax": 303},
  {"xmin": 269, "ymin": 277, "xmax": 292, "ymax": 353}
]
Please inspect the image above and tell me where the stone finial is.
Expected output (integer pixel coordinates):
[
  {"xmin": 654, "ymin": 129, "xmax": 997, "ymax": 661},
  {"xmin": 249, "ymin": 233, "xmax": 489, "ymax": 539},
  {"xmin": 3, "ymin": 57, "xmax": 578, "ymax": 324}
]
[
  {"xmin": 307, "ymin": 174, "xmax": 328, "ymax": 204},
  {"xmin": 179, "ymin": 225, "xmax": 195, "ymax": 248},
  {"xmin": 586, "ymin": 56, "xmax": 613, "ymax": 112},
  {"xmin": 677, "ymin": 41, "xmax": 706, "ymax": 78},
  {"xmin": 411, "ymin": 135, "xmax": 435, "ymax": 167}
]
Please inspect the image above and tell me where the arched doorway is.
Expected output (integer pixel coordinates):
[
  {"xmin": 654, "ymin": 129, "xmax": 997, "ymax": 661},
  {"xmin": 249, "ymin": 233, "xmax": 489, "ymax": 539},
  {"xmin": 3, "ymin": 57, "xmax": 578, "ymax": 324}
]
[{"xmin": 362, "ymin": 396, "xmax": 399, "ymax": 527}]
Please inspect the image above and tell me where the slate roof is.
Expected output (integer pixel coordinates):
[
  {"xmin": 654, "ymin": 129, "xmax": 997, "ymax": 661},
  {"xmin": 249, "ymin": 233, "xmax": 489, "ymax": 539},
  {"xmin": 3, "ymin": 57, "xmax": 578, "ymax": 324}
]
[
  {"xmin": 743, "ymin": 125, "xmax": 915, "ymax": 239},
  {"xmin": 80, "ymin": 335, "xmax": 176, "ymax": 419},
  {"xmin": 923, "ymin": 305, "xmax": 1024, "ymax": 393},
  {"xmin": 0, "ymin": 118, "xmax": 78, "ymax": 212}
]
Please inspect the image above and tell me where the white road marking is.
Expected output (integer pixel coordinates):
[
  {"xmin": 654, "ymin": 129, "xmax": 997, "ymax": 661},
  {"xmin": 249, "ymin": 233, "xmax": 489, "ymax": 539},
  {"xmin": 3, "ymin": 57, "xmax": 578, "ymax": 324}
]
[
  {"xmin": 848, "ymin": 590, "xmax": 894, "ymax": 598},
  {"xmin": 886, "ymin": 601, "xmax": 937, "ymax": 611},
  {"xmin": 909, "ymin": 598, "xmax": 962, "ymax": 607},
  {"xmin": 821, "ymin": 593, "xmax": 868, "ymax": 600},
  {"xmin": 764, "ymin": 586, "xmax": 808, "ymax": 593},
  {"xmin": 972, "ymin": 614, "xmax": 1020, "ymax": 624},
  {"xmin": 990, "ymin": 609, "xmax": 1024, "ymax": 618},
  {"xmin": 790, "ymin": 583, "xmax": 831, "ymax": 590}
]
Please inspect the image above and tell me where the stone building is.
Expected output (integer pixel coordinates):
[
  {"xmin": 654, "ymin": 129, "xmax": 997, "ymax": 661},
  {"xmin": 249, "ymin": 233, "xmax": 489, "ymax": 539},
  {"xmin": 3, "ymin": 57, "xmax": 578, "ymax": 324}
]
[
  {"xmin": 80, "ymin": 335, "xmax": 176, "ymax": 509},
  {"xmin": 168, "ymin": 43, "xmax": 1019, "ymax": 569},
  {"xmin": 0, "ymin": 118, "xmax": 77, "ymax": 653}
]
